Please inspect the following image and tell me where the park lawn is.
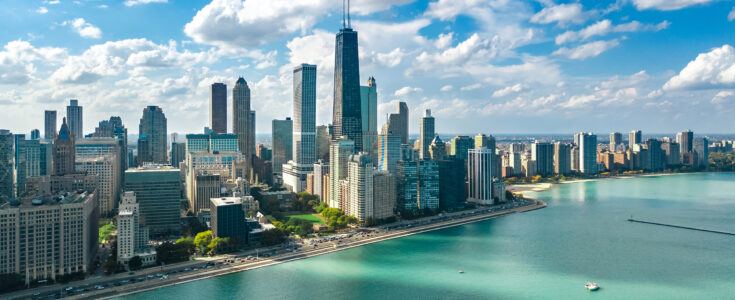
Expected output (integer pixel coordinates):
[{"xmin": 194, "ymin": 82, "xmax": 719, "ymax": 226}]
[{"xmin": 287, "ymin": 213, "xmax": 325, "ymax": 225}]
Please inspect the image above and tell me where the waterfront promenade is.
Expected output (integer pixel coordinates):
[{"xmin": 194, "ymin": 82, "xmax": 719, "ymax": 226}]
[{"xmin": 13, "ymin": 200, "xmax": 545, "ymax": 300}]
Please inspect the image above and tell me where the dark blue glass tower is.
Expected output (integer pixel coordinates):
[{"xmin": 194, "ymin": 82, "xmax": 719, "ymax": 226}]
[{"xmin": 333, "ymin": 24, "xmax": 362, "ymax": 150}]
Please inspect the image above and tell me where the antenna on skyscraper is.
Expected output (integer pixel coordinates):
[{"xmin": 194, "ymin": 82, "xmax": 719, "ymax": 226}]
[
  {"xmin": 342, "ymin": 0, "xmax": 346, "ymax": 29},
  {"xmin": 347, "ymin": 0, "xmax": 351, "ymax": 29}
]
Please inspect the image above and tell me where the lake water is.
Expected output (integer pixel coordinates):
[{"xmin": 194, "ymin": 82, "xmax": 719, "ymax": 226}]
[{"xmin": 121, "ymin": 173, "xmax": 735, "ymax": 299}]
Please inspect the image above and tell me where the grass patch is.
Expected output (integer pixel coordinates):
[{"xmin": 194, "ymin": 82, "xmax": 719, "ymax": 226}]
[{"xmin": 287, "ymin": 213, "xmax": 325, "ymax": 225}]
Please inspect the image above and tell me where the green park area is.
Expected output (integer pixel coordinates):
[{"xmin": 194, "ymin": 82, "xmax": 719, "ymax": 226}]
[{"xmin": 286, "ymin": 213, "xmax": 325, "ymax": 225}]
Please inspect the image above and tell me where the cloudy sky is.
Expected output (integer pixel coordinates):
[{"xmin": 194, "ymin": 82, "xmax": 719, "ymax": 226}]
[{"xmin": 1, "ymin": 0, "xmax": 735, "ymax": 135}]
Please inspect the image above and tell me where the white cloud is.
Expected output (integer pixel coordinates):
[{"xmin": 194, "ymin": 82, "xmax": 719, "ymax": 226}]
[
  {"xmin": 729, "ymin": 7, "xmax": 735, "ymax": 21},
  {"xmin": 0, "ymin": 40, "xmax": 67, "ymax": 84},
  {"xmin": 555, "ymin": 19, "xmax": 669, "ymax": 45},
  {"xmin": 349, "ymin": 0, "xmax": 414, "ymax": 15},
  {"xmin": 460, "ymin": 83, "xmax": 482, "ymax": 91},
  {"xmin": 63, "ymin": 18, "xmax": 102, "ymax": 39},
  {"xmin": 434, "ymin": 32, "xmax": 453, "ymax": 49},
  {"xmin": 51, "ymin": 39, "xmax": 214, "ymax": 84},
  {"xmin": 632, "ymin": 0, "xmax": 710, "ymax": 11},
  {"xmin": 559, "ymin": 71, "xmax": 650, "ymax": 109},
  {"xmin": 185, "ymin": 0, "xmax": 409, "ymax": 51},
  {"xmin": 414, "ymin": 33, "xmax": 494, "ymax": 71},
  {"xmin": 375, "ymin": 48, "xmax": 405, "ymax": 67},
  {"xmin": 36, "ymin": 7, "xmax": 49, "ymax": 14},
  {"xmin": 440, "ymin": 85, "xmax": 453, "ymax": 92},
  {"xmin": 663, "ymin": 44, "xmax": 735, "ymax": 91},
  {"xmin": 184, "ymin": 0, "xmax": 330, "ymax": 50},
  {"xmin": 530, "ymin": 3, "xmax": 585, "ymax": 25},
  {"xmin": 492, "ymin": 83, "xmax": 527, "ymax": 98},
  {"xmin": 394, "ymin": 86, "xmax": 423, "ymax": 97},
  {"xmin": 124, "ymin": 0, "xmax": 168, "ymax": 7},
  {"xmin": 44, "ymin": 0, "xmax": 60, "ymax": 4},
  {"xmin": 553, "ymin": 40, "xmax": 620, "ymax": 60},
  {"xmin": 712, "ymin": 91, "xmax": 734, "ymax": 104}
]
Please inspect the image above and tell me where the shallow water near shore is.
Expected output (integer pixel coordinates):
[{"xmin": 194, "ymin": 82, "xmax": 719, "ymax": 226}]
[{"xmin": 120, "ymin": 172, "xmax": 735, "ymax": 300}]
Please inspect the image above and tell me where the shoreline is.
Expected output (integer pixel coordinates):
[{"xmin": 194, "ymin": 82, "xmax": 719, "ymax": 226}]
[
  {"xmin": 508, "ymin": 171, "xmax": 703, "ymax": 196},
  {"xmin": 80, "ymin": 200, "xmax": 546, "ymax": 299}
]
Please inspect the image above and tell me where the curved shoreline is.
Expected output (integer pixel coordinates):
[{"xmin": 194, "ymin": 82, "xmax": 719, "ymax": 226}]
[{"xmin": 85, "ymin": 200, "xmax": 547, "ymax": 299}]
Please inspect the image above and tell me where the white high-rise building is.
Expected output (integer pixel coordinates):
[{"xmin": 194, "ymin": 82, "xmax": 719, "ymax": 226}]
[
  {"xmin": 329, "ymin": 138, "xmax": 354, "ymax": 209},
  {"xmin": 75, "ymin": 138, "xmax": 121, "ymax": 215},
  {"xmin": 467, "ymin": 148, "xmax": 495, "ymax": 205},
  {"xmin": 117, "ymin": 191, "xmax": 154, "ymax": 267},
  {"xmin": 347, "ymin": 153, "xmax": 373, "ymax": 221},
  {"xmin": 284, "ymin": 64, "xmax": 317, "ymax": 192},
  {"xmin": 293, "ymin": 64, "xmax": 317, "ymax": 165}
]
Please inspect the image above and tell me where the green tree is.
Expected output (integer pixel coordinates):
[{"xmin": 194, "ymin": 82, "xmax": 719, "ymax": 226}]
[
  {"xmin": 99, "ymin": 222, "xmax": 116, "ymax": 244},
  {"xmin": 128, "ymin": 256, "xmax": 143, "ymax": 271},
  {"xmin": 175, "ymin": 236, "xmax": 195, "ymax": 255},
  {"xmin": 194, "ymin": 230, "xmax": 213, "ymax": 255}
]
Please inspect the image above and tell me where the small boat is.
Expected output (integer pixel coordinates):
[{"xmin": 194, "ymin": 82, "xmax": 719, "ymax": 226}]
[
  {"xmin": 585, "ymin": 282, "xmax": 599, "ymax": 291},
  {"xmin": 458, "ymin": 270, "xmax": 465, "ymax": 274}
]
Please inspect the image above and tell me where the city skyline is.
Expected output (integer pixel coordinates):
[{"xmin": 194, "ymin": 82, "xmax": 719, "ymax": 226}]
[{"xmin": 1, "ymin": 1, "xmax": 735, "ymax": 135}]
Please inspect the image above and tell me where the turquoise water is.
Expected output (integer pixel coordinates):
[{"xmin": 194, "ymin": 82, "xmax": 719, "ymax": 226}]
[{"xmin": 122, "ymin": 173, "xmax": 735, "ymax": 299}]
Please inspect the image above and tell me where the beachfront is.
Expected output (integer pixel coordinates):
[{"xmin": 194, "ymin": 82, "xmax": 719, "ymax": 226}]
[{"xmin": 7, "ymin": 199, "xmax": 545, "ymax": 300}]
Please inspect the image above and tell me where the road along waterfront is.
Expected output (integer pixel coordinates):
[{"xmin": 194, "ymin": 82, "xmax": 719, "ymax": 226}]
[{"xmin": 43, "ymin": 200, "xmax": 544, "ymax": 300}]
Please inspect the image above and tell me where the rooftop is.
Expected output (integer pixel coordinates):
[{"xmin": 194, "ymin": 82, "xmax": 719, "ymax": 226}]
[
  {"xmin": 211, "ymin": 197, "xmax": 244, "ymax": 206},
  {"xmin": 2, "ymin": 191, "xmax": 94, "ymax": 209}
]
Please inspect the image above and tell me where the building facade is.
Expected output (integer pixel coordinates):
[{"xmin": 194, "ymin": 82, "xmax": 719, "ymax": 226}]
[
  {"xmin": 124, "ymin": 166, "xmax": 181, "ymax": 236},
  {"xmin": 66, "ymin": 99, "xmax": 83, "ymax": 139},
  {"xmin": 333, "ymin": 25, "xmax": 363, "ymax": 150},
  {"xmin": 138, "ymin": 106, "xmax": 168, "ymax": 164},
  {"xmin": 210, "ymin": 83, "xmax": 227, "ymax": 134}
]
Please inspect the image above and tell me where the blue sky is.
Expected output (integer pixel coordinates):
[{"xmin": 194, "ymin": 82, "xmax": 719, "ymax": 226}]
[{"xmin": 1, "ymin": 0, "xmax": 735, "ymax": 135}]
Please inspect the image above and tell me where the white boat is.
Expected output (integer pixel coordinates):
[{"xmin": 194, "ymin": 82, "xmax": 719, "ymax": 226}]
[
  {"xmin": 585, "ymin": 282, "xmax": 599, "ymax": 291},
  {"xmin": 458, "ymin": 270, "xmax": 465, "ymax": 274}
]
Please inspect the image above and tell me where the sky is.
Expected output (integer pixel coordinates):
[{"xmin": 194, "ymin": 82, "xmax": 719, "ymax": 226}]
[{"xmin": 1, "ymin": 0, "xmax": 735, "ymax": 135}]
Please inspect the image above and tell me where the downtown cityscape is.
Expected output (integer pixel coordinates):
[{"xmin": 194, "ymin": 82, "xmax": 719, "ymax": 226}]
[{"xmin": 1, "ymin": 0, "xmax": 735, "ymax": 299}]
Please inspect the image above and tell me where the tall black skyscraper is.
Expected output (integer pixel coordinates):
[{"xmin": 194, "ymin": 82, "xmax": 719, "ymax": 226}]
[
  {"xmin": 333, "ymin": 4, "xmax": 362, "ymax": 150},
  {"xmin": 210, "ymin": 83, "xmax": 227, "ymax": 134}
]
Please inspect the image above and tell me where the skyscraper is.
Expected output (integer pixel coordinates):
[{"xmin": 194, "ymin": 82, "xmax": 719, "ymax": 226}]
[
  {"xmin": 170, "ymin": 142, "xmax": 186, "ymax": 167},
  {"xmin": 210, "ymin": 83, "xmax": 227, "ymax": 134},
  {"xmin": 676, "ymin": 130, "xmax": 694, "ymax": 154},
  {"xmin": 610, "ymin": 132, "xmax": 623, "ymax": 151},
  {"xmin": 360, "ymin": 77, "xmax": 378, "ymax": 159},
  {"xmin": 316, "ymin": 125, "xmax": 331, "ymax": 161},
  {"xmin": 347, "ymin": 153, "xmax": 373, "ymax": 221},
  {"xmin": 0, "ymin": 130, "xmax": 14, "ymax": 201},
  {"xmin": 419, "ymin": 109, "xmax": 435, "ymax": 160},
  {"xmin": 53, "ymin": 118, "xmax": 76, "ymax": 176},
  {"xmin": 233, "ymin": 77, "xmax": 253, "ymax": 173},
  {"xmin": 30, "ymin": 129, "xmax": 40, "ymax": 140},
  {"xmin": 137, "ymin": 106, "xmax": 168, "ymax": 164},
  {"xmin": 553, "ymin": 142, "xmax": 572, "ymax": 175},
  {"xmin": 44, "ymin": 110, "xmax": 57, "ymax": 140},
  {"xmin": 449, "ymin": 135, "xmax": 474, "ymax": 161},
  {"xmin": 117, "ymin": 191, "xmax": 151, "ymax": 266},
  {"xmin": 386, "ymin": 102, "xmax": 409, "ymax": 145},
  {"xmin": 329, "ymin": 138, "xmax": 354, "ymax": 209},
  {"xmin": 124, "ymin": 165, "xmax": 182, "ymax": 236},
  {"xmin": 66, "ymin": 99, "xmax": 83, "ymax": 139},
  {"xmin": 579, "ymin": 132, "xmax": 598, "ymax": 174},
  {"xmin": 377, "ymin": 129, "xmax": 401, "ymax": 174},
  {"xmin": 293, "ymin": 64, "xmax": 317, "ymax": 166},
  {"xmin": 76, "ymin": 138, "xmax": 121, "ymax": 215},
  {"xmin": 272, "ymin": 118, "xmax": 293, "ymax": 178},
  {"xmin": 467, "ymin": 148, "xmax": 495, "ymax": 205},
  {"xmin": 629, "ymin": 130, "xmax": 642, "ymax": 147},
  {"xmin": 531, "ymin": 141, "xmax": 554, "ymax": 176},
  {"xmin": 333, "ymin": 14, "xmax": 362, "ymax": 150}
]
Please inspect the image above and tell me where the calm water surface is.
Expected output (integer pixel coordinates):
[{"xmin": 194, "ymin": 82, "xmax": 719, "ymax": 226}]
[{"xmin": 121, "ymin": 173, "xmax": 735, "ymax": 299}]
